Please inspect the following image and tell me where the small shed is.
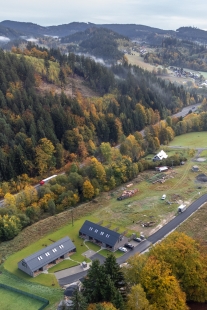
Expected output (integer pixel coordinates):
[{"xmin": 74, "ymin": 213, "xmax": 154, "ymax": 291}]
[
  {"xmin": 192, "ymin": 165, "xmax": 199, "ymax": 172},
  {"xmin": 155, "ymin": 166, "xmax": 168, "ymax": 172}
]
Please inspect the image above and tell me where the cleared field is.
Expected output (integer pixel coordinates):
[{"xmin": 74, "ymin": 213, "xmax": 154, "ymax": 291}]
[
  {"xmin": 125, "ymin": 52, "xmax": 195, "ymax": 85},
  {"xmin": 177, "ymin": 202, "xmax": 207, "ymax": 240},
  {"xmin": 169, "ymin": 132, "xmax": 207, "ymax": 148},
  {"xmin": 0, "ymin": 287, "xmax": 44, "ymax": 310},
  {"xmin": 125, "ymin": 52, "xmax": 154, "ymax": 71},
  {"xmin": 200, "ymin": 150, "xmax": 207, "ymax": 157}
]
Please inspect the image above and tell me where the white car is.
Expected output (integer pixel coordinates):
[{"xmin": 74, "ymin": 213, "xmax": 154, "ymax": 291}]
[{"xmin": 118, "ymin": 247, "xmax": 128, "ymax": 253}]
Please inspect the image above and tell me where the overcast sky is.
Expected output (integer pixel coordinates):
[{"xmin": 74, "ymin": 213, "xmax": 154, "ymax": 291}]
[{"xmin": 1, "ymin": 0, "xmax": 207, "ymax": 30}]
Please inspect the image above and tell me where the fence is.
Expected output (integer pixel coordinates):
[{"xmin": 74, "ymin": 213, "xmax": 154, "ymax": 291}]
[{"xmin": 0, "ymin": 283, "xmax": 49, "ymax": 310}]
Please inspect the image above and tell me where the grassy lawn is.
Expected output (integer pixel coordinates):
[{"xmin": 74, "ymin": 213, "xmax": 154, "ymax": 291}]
[
  {"xmin": 0, "ymin": 287, "xmax": 45, "ymax": 310},
  {"xmin": 48, "ymin": 259, "xmax": 79, "ymax": 273},
  {"xmin": 168, "ymin": 132, "xmax": 207, "ymax": 148},
  {"xmin": 99, "ymin": 249, "xmax": 125, "ymax": 258},
  {"xmin": 0, "ymin": 267, "xmax": 62, "ymax": 310},
  {"xmin": 200, "ymin": 150, "xmax": 207, "ymax": 157},
  {"xmin": 144, "ymin": 148, "xmax": 189, "ymax": 160}
]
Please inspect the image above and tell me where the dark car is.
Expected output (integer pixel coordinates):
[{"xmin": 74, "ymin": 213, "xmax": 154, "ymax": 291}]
[
  {"xmin": 133, "ymin": 237, "xmax": 142, "ymax": 242},
  {"xmin": 64, "ymin": 284, "xmax": 79, "ymax": 297},
  {"xmin": 124, "ymin": 243, "xmax": 134, "ymax": 250}
]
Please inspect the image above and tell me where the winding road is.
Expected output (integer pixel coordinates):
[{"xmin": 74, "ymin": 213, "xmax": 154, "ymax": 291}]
[{"xmin": 58, "ymin": 193, "xmax": 207, "ymax": 286}]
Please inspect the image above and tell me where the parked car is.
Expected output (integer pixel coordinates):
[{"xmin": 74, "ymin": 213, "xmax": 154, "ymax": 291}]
[
  {"xmin": 140, "ymin": 234, "xmax": 145, "ymax": 240},
  {"xmin": 124, "ymin": 243, "xmax": 134, "ymax": 250},
  {"xmin": 161, "ymin": 194, "xmax": 166, "ymax": 200},
  {"xmin": 133, "ymin": 237, "xmax": 142, "ymax": 242},
  {"xmin": 118, "ymin": 247, "xmax": 128, "ymax": 253}
]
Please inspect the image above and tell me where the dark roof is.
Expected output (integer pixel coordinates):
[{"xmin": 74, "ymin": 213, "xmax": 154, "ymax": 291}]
[
  {"xmin": 79, "ymin": 220, "xmax": 121, "ymax": 247},
  {"xmin": 19, "ymin": 236, "xmax": 75, "ymax": 272}
]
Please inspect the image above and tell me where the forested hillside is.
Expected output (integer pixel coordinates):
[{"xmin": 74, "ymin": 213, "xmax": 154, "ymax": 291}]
[
  {"xmin": 61, "ymin": 27, "xmax": 127, "ymax": 62},
  {"xmin": 0, "ymin": 46, "xmax": 201, "ymax": 181}
]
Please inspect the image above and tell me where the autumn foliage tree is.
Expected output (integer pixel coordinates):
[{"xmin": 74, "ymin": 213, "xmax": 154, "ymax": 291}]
[
  {"xmin": 35, "ymin": 138, "xmax": 56, "ymax": 174},
  {"xmin": 83, "ymin": 180, "xmax": 94, "ymax": 200},
  {"xmin": 150, "ymin": 232, "xmax": 207, "ymax": 302},
  {"xmin": 126, "ymin": 284, "xmax": 152, "ymax": 310}
]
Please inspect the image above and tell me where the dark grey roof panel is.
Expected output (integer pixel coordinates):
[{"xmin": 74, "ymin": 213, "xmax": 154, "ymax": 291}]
[
  {"xmin": 79, "ymin": 220, "xmax": 121, "ymax": 247},
  {"xmin": 20, "ymin": 236, "xmax": 75, "ymax": 272}
]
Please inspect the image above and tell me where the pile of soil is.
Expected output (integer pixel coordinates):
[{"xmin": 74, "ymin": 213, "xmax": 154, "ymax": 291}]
[{"xmin": 196, "ymin": 173, "xmax": 207, "ymax": 182}]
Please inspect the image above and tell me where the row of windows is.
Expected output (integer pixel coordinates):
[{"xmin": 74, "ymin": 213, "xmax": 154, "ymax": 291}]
[
  {"xmin": 88, "ymin": 227, "xmax": 110, "ymax": 238},
  {"xmin": 37, "ymin": 245, "xmax": 65, "ymax": 260}
]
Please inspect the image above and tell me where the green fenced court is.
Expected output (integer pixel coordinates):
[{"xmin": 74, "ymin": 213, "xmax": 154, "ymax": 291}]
[{"xmin": 0, "ymin": 283, "xmax": 49, "ymax": 310}]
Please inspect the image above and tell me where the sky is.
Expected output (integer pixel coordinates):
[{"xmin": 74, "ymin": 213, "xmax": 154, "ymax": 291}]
[{"xmin": 1, "ymin": 0, "xmax": 207, "ymax": 30}]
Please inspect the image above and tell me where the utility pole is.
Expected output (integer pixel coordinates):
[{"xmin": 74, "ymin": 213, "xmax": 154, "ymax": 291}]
[{"xmin": 71, "ymin": 209, "xmax": 74, "ymax": 226}]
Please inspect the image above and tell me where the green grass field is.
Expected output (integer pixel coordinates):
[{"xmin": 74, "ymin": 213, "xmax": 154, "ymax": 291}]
[
  {"xmin": 200, "ymin": 150, "xmax": 207, "ymax": 157},
  {"xmin": 168, "ymin": 132, "xmax": 207, "ymax": 148},
  {"xmin": 0, "ymin": 287, "xmax": 44, "ymax": 310},
  {"xmin": 0, "ymin": 267, "xmax": 62, "ymax": 310}
]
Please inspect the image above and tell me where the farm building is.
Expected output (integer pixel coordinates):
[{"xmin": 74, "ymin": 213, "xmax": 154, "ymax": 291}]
[
  {"xmin": 192, "ymin": 165, "xmax": 199, "ymax": 172},
  {"xmin": 155, "ymin": 166, "xmax": 168, "ymax": 172},
  {"xmin": 153, "ymin": 150, "xmax": 168, "ymax": 161},
  {"xmin": 79, "ymin": 220, "xmax": 128, "ymax": 251},
  {"xmin": 18, "ymin": 236, "xmax": 76, "ymax": 277}
]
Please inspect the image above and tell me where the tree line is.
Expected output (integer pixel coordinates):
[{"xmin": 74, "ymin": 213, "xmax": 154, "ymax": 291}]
[{"xmin": 64, "ymin": 232, "xmax": 207, "ymax": 310}]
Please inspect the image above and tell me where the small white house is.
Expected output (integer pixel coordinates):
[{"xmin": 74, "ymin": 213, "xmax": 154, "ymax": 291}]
[{"xmin": 153, "ymin": 150, "xmax": 168, "ymax": 162}]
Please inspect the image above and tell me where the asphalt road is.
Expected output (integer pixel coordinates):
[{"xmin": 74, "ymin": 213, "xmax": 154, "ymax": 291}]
[
  {"xmin": 148, "ymin": 193, "xmax": 207, "ymax": 244},
  {"xmin": 172, "ymin": 103, "xmax": 200, "ymax": 118},
  {"xmin": 138, "ymin": 103, "xmax": 201, "ymax": 138},
  {"xmin": 58, "ymin": 193, "xmax": 207, "ymax": 286}
]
